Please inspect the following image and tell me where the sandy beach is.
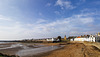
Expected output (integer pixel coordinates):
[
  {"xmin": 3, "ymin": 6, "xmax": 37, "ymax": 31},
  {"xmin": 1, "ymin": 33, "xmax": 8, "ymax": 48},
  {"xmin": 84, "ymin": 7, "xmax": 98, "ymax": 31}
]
[
  {"xmin": 31, "ymin": 42, "xmax": 100, "ymax": 57},
  {"xmin": 0, "ymin": 42, "xmax": 100, "ymax": 57}
]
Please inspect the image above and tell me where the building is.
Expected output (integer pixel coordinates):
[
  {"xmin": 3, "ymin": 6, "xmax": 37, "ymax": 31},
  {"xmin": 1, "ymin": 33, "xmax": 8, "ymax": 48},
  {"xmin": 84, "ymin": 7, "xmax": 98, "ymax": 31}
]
[
  {"xmin": 46, "ymin": 38, "xmax": 57, "ymax": 41},
  {"xmin": 46, "ymin": 37, "xmax": 61, "ymax": 42},
  {"xmin": 64, "ymin": 35, "xmax": 67, "ymax": 40},
  {"xmin": 70, "ymin": 34, "xmax": 100, "ymax": 42},
  {"xmin": 95, "ymin": 32, "xmax": 100, "ymax": 42},
  {"xmin": 68, "ymin": 36, "xmax": 77, "ymax": 41},
  {"xmin": 96, "ymin": 32, "xmax": 100, "ymax": 36}
]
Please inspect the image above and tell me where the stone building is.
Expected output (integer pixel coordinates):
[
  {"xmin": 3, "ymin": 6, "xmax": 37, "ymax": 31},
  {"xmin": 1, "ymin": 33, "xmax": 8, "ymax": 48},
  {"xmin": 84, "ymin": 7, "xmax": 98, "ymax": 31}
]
[{"xmin": 64, "ymin": 35, "xmax": 67, "ymax": 40}]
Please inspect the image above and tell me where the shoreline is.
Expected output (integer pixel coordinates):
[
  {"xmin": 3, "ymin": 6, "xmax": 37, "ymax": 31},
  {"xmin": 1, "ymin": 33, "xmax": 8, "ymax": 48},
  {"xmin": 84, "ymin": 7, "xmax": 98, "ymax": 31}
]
[
  {"xmin": 0, "ymin": 42, "xmax": 100, "ymax": 57},
  {"xmin": 0, "ymin": 53, "xmax": 19, "ymax": 57},
  {"xmin": 29, "ymin": 45, "xmax": 65, "ymax": 57},
  {"xmin": 0, "ymin": 42, "xmax": 65, "ymax": 57},
  {"xmin": 30, "ymin": 42, "xmax": 100, "ymax": 57}
]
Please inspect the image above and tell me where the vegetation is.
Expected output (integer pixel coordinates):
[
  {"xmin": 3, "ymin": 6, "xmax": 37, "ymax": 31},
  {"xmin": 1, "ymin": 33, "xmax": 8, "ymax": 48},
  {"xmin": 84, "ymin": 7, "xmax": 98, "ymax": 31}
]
[
  {"xmin": 57, "ymin": 36, "xmax": 62, "ymax": 42},
  {"xmin": 0, "ymin": 53, "xmax": 19, "ymax": 57}
]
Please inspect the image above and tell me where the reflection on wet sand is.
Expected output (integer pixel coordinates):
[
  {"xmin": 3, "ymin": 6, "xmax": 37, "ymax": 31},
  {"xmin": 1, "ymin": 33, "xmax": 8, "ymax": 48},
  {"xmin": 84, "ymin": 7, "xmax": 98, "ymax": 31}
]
[
  {"xmin": 0, "ymin": 42, "xmax": 63, "ymax": 57},
  {"xmin": 16, "ymin": 45, "xmax": 63, "ymax": 57}
]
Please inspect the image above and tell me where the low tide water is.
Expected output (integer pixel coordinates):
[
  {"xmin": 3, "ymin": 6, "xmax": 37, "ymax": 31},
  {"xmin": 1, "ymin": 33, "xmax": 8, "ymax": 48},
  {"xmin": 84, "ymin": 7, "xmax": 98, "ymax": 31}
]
[
  {"xmin": 16, "ymin": 45, "xmax": 63, "ymax": 57},
  {"xmin": 0, "ymin": 42, "xmax": 9, "ymax": 44},
  {"xmin": 0, "ymin": 42, "xmax": 64, "ymax": 57}
]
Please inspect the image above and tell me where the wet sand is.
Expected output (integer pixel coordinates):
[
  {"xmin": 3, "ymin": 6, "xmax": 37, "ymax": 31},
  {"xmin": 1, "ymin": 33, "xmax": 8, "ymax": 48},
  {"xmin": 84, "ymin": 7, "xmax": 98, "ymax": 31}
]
[
  {"xmin": 0, "ymin": 43, "xmax": 15, "ymax": 48},
  {"xmin": 0, "ymin": 47, "xmax": 23, "ymax": 55},
  {"xmin": 1, "ymin": 42, "xmax": 100, "ymax": 57},
  {"xmin": 16, "ymin": 45, "xmax": 64, "ymax": 57},
  {"xmin": 0, "ymin": 42, "xmax": 63, "ymax": 57},
  {"xmin": 34, "ymin": 42, "xmax": 100, "ymax": 57}
]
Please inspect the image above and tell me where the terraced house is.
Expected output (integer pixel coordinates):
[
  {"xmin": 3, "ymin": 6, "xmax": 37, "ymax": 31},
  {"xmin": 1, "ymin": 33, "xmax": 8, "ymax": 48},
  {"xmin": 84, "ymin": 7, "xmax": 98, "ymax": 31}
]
[{"xmin": 70, "ymin": 32, "xmax": 100, "ymax": 42}]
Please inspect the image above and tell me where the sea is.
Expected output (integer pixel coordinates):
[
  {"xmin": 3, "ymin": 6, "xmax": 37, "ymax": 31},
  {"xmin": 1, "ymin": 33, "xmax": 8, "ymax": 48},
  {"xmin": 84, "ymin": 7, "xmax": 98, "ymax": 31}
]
[{"xmin": 0, "ymin": 42, "xmax": 9, "ymax": 44}]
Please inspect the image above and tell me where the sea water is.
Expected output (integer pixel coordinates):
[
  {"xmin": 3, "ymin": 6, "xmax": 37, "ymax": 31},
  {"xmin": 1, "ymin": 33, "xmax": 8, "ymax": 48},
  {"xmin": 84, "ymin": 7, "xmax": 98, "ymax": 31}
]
[{"xmin": 16, "ymin": 45, "xmax": 64, "ymax": 57}]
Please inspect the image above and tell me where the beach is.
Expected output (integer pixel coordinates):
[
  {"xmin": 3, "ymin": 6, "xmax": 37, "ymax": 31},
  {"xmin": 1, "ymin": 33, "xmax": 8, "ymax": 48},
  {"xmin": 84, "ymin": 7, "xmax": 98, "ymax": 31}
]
[
  {"xmin": 0, "ymin": 42, "xmax": 63, "ymax": 57},
  {"xmin": 35, "ymin": 42, "xmax": 100, "ymax": 57},
  {"xmin": 0, "ymin": 42, "xmax": 100, "ymax": 57}
]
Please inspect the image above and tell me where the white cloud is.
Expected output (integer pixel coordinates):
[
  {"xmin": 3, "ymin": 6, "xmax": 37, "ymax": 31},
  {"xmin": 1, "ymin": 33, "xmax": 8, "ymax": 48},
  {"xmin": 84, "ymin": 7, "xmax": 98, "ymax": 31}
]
[
  {"xmin": 0, "ymin": 15, "xmax": 12, "ymax": 21},
  {"xmin": 55, "ymin": 0, "xmax": 75, "ymax": 9},
  {"xmin": 46, "ymin": 3, "xmax": 51, "ymax": 6},
  {"xmin": 0, "ymin": 11, "xmax": 98, "ymax": 40},
  {"xmin": 25, "ymin": 12, "xmax": 95, "ymax": 38},
  {"xmin": 80, "ymin": 17, "xmax": 93, "ymax": 24},
  {"xmin": 36, "ymin": 19, "xmax": 47, "ymax": 24},
  {"xmin": 0, "ymin": 23, "xmax": 25, "ymax": 40},
  {"xmin": 54, "ymin": 11, "xmax": 60, "ymax": 15}
]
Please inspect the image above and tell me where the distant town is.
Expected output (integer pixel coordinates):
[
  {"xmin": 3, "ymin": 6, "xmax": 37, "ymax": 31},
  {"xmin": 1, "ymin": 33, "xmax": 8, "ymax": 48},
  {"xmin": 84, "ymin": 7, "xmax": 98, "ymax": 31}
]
[
  {"xmin": 19, "ymin": 32, "xmax": 100, "ymax": 42},
  {"xmin": 2, "ymin": 32, "xmax": 99, "ymax": 43}
]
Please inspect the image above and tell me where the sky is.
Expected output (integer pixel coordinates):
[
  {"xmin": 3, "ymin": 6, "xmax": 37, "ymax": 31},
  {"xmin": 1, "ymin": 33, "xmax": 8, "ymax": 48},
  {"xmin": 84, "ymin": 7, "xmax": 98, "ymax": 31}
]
[{"xmin": 0, "ymin": 0, "xmax": 100, "ymax": 40}]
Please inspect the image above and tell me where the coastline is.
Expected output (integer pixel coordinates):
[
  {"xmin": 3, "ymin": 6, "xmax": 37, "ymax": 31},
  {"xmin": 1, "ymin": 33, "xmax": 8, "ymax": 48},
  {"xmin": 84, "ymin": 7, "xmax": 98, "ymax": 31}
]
[
  {"xmin": 0, "ymin": 42, "xmax": 100, "ymax": 57},
  {"xmin": 30, "ymin": 42, "xmax": 100, "ymax": 57},
  {"xmin": 0, "ymin": 42, "xmax": 65, "ymax": 57}
]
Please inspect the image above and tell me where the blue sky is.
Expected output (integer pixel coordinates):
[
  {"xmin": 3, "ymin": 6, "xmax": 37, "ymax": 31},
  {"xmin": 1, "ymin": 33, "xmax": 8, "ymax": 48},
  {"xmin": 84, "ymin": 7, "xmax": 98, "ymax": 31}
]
[{"xmin": 0, "ymin": 0, "xmax": 100, "ymax": 40}]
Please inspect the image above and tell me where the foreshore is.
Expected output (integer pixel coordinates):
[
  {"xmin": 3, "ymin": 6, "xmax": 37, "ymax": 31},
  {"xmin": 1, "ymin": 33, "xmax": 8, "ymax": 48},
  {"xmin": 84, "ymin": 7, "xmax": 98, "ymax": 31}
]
[
  {"xmin": 0, "ymin": 42, "xmax": 65, "ymax": 57},
  {"xmin": 0, "ymin": 42, "xmax": 100, "ymax": 57},
  {"xmin": 30, "ymin": 42, "xmax": 100, "ymax": 57}
]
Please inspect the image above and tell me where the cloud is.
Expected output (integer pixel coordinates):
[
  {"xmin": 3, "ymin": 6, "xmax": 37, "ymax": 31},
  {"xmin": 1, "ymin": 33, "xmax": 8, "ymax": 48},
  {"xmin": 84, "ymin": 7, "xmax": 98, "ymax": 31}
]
[
  {"xmin": 0, "ymin": 15, "xmax": 12, "ymax": 21},
  {"xmin": 54, "ymin": 11, "xmax": 60, "ymax": 15},
  {"xmin": 36, "ymin": 19, "xmax": 47, "ymax": 24},
  {"xmin": 0, "ymin": 10, "xmax": 99, "ymax": 40},
  {"xmin": 0, "ymin": 22, "xmax": 25, "ymax": 40},
  {"xmin": 46, "ymin": 3, "xmax": 51, "ymax": 6},
  {"xmin": 25, "ymin": 12, "xmax": 96, "ymax": 38},
  {"xmin": 55, "ymin": 0, "xmax": 75, "ymax": 9},
  {"xmin": 80, "ymin": 17, "xmax": 93, "ymax": 24}
]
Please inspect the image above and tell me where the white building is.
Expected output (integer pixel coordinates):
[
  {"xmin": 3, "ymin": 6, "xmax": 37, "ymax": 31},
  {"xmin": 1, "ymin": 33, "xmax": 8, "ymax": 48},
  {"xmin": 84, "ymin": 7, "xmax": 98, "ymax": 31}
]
[
  {"xmin": 46, "ymin": 38, "xmax": 57, "ymax": 41},
  {"xmin": 46, "ymin": 38, "xmax": 60, "ymax": 42},
  {"xmin": 70, "ymin": 35, "xmax": 100, "ymax": 42}
]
